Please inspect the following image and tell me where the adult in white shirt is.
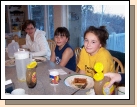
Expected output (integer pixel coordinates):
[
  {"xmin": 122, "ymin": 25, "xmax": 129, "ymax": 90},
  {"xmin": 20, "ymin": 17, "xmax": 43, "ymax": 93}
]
[{"xmin": 21, "ymin": 20, "xmax": 51, "ymax": 60}]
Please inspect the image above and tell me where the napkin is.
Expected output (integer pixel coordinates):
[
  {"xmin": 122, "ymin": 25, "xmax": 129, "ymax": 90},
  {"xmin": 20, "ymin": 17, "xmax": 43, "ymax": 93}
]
[
  {"xmin": 48, "ymin": 69, "xmax": 67, "ymax": 75},
  {"xmin": 5, "ymin": 79, "xmax": 15, "ymax": 93}
]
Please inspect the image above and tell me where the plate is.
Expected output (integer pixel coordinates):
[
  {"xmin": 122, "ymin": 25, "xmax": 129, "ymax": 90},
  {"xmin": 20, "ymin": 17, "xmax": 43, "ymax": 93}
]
[
  {"xmin": 19, "ymin": 48, "xmax": 29, "ymax": 51},
  {"xmin": 5, "ymin": 59, "xmax": 15, "ymax": 67},
  {"xmin": 33, "ymin": 56, "xmax": 46, "ymax": 63},
  {"xmin": 64, "ymin": 74, "xmax": 94, "ymax": 90}
]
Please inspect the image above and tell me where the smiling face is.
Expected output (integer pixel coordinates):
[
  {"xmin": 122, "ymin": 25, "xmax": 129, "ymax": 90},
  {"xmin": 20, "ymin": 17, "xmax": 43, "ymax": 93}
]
[
  {"xmin": 84, "ymin": 32, "xmax": 101, "ymax": 55},
  {"xmin": 25, "ymin": 24, "xmax": 36, "ymax": 37}
]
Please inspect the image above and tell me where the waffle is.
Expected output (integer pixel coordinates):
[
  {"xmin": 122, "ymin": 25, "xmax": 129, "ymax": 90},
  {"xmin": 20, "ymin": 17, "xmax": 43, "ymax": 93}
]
[{"xmin": 72, "ymin": 78, "xmax": 87, "ymax": 86}]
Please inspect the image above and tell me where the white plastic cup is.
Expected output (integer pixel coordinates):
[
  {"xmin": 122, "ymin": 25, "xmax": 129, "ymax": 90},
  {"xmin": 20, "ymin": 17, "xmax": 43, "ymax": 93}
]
[
  {"xmin": 118, "ymin": 86, "xmax": 125, "ymax": 95},
  {"xmin": 11, "ymin": 88, "xmax": 25, "ymax": 95},
  {"xmin": 49, "ymin": 71, "xmax": 59, "ymax": 85}
]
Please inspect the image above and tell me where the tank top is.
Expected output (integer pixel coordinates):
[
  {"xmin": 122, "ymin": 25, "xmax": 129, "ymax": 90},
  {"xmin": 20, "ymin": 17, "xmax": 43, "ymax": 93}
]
[{"xmin": 55, "ymin": 43, "xmax": 76, "ymax": 71}]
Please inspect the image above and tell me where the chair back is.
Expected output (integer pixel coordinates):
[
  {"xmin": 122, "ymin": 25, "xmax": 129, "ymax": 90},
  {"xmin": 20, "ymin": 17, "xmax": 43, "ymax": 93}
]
[
  {"xmin": 19, "ymin": 38, "xmax": 26, "ymax": 45},
  {"xmin": 74, "ymin": 47, "xmax": 81, "ymax": 72},
  {"xmin": 47, "ymin": 39, "xmax": 56, "ymax": 52},
  {"xmin": 74, "ymin": 47, "xmax": 81, "ymax": 64},
  {"xmin": 112, "ymin": 56, "xmax": 124, "ymax": 73}
]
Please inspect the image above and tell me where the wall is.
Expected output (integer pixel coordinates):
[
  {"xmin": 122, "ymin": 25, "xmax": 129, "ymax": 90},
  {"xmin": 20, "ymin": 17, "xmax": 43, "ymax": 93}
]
[
  {"xmin": 53, "ymin": 5, "xmax": 68, "ymax": 30},
  {"xmin": 53, "ymin": 5, "xmax": 62, "ymax": 30},
  {"xmin": 53, "ymin": 5, "xmax": 81, "ymax": 49},
  {"xmin": 68, "ymin": 5, "xmax": 81, "ymax": 49},
  {"xmin": 5, "ymin": 5, "xmax": 10, "ymax": 33},
  {"xmin": 24, "ymin": 5, "xmax": 28, "ymax": 20}
]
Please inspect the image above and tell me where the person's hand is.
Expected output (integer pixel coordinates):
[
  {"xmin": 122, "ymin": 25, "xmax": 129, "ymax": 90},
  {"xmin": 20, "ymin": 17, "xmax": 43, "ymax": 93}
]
[
  {"xmin": 104, "ymin": 73, "xmax": 122, "ymax": 88},
  {"xmin": 79, "ymin": 70, "xmax": 85, "ymax": 74}
]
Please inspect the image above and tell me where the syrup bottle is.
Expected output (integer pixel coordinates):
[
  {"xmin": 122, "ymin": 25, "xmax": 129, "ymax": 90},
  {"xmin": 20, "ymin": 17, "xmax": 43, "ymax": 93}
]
[
  {"xmin": 26, "ymin": 61, "xmax": 37, "ymax": 88},
  {"xmin": 93, "ymin": 62, "xmax": 115, "ymax": 95}
]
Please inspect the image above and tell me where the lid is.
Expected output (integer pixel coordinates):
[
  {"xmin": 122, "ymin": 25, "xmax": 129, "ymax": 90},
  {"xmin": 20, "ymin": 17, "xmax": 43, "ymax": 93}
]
[
  {"xmin": 27, "ymin": 61, "xmax": 37, "ymax": 68},
  {"xmin": 49, "ymin": 71, "xmax": 59, "ymax": 76},
  {"xmin": 93, "ymin": 72, "xmax": 104, "ymax": 81},
  {"xmin": 14, "ymin": 49, "xmax": 29, "ymax": 59}
]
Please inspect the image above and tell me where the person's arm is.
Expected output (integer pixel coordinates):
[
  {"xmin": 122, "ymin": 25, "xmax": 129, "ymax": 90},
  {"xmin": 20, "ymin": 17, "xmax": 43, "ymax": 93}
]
[
  {"xmin": 77, "ymin": 48, "xmax": 86, "ymax": 74},
  {"xmin": 59, "ymin": 47, "xmax": 73, "ymax": 67},
  {"xmin": 79, "ymin": 70, "xmax": 86, "ymax": 74},
  {"xmin": 50, "ymin": 49, "xmax": 56, "ymax": 62},
  {"xmin": 31, "ymin": 34, "xmax": 51, "ymax": 59},
  {"xmin": 119, "ymin": 73, "xmax": 125, "ymax": 84}
]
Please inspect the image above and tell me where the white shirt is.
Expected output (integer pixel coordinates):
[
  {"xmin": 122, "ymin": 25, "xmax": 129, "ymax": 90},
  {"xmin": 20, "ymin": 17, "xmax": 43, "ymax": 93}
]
[{"xmin": 22, "ymin": 29, "xmax": 51, "ymax": 60}]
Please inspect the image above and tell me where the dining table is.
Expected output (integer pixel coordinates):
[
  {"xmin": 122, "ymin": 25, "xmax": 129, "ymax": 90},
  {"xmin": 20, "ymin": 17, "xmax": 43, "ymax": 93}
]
[{"xmin": 5, "ymin": 52, "xmax": 93, "ymax": 95}]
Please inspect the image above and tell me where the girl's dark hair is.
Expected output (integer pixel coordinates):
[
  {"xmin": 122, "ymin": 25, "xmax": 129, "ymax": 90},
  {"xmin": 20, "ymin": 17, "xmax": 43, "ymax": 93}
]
[
  {"xmin": 84, "ymin": 26, "xmax": 109, "ymax": 47},
  {"xmin": 54, "ymin": 27, "xmax": 70, "ymax": 41},
  {"xmin": 23, "ymin": 20, "xmax": 36, "ymax": 30}
]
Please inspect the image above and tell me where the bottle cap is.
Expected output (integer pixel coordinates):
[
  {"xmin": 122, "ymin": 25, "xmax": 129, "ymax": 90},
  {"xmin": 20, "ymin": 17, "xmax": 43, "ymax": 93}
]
[
  {"xmin": 27, "ymin": 61, "xmax": 37, "ymax": 68},
  {"xmin": 93, "ymin": 72, "xmax": 104, "ymax": 81},
  {"xmin": 93, "ymin": 62, "xmax": 104, "ymax": 81}
]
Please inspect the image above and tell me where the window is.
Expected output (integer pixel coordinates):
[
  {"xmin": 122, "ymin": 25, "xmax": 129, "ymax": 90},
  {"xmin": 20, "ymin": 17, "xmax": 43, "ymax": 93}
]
[
  {"xmin": 28, "ymin": 5, "xmax": 125, "ymax": 53},
  {"xmin": 68, "ymin": 5, "xmax": 125, "ymax": 53},
  {"xmin": 28, "ymin": 5, "xmax": 54, "ymax": 39},
  {"xmin": 29, "ymin": 5, "xmax": 45, "ymax": 30}
]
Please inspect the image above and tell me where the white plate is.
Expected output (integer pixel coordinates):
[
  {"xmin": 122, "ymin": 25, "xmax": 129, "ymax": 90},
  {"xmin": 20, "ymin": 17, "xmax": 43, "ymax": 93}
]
[
  {"xmin": 64, "ymin": 74, "xmax": 94, "ymax": 90},
  {"xmin": 5, "ymin": 59, "xmax": 15, "ymax": 67},
  {"xmin": 33, "ymin": 56, "xmax": 46, "ymax": 63}
]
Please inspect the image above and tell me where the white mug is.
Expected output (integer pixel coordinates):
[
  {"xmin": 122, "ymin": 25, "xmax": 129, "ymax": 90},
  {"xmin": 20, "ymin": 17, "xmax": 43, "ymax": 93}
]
[
  {"xmin": 118, "ymin": 86, "xmax": 125, "ymax": 95},
  {"xmin": 11, "ymin": 88, "xmax": 25, "ymax": 95}
]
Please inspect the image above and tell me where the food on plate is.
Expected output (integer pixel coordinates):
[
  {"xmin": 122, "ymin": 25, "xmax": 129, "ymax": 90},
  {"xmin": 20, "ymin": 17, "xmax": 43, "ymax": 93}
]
[
  {"xmin": 35, "ymin": 59, "xmax": 43, "ymax": 62},
  {"xmin": 72, "ymin": 78, "xmax": 87, "ymax": 86},
  {"xmin": 5, "ymin": 59, "xmax": 15, "ymax": 66},
  {"xmin": 33, "ymin": 57, "xmax": 46, "ymax": 63}
]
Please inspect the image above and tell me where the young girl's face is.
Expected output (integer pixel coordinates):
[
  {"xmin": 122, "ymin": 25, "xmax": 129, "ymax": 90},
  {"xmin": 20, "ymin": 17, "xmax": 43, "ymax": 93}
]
[
  {"xmin": 84, "ymin": 32, "xmax": 101, "ymax": 55},
  {"xmin": 54, "ymin": 34, "xmax": 68, "ymax": 48}
]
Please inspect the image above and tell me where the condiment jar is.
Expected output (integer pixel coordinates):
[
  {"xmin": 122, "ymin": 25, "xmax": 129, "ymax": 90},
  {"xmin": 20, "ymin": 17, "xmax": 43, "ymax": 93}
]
[
  {"xmin": 26, "ymin": 61, "xmax": 37, "ymax": 88},
  {"xmin": 93, "ymin": 62, "xmax": 115, "ymax": 95}
]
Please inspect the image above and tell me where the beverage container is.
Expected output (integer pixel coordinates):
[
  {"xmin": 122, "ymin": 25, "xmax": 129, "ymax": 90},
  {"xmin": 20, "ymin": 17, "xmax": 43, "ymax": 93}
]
[
  {"xmin": 7, "ymin": 40, "xmax": 19, "ymax": 58},
  {"xmin": 49, "ymin": 71, "xmax": 59, "ymax": 85},
  {"xmin": 26, "ymin": 61, "xmax": 37, "ymax": 88},
  {"xmin": 93, "ymin": 62, "xmax": 115, "ymax": 95},
  {"xmin": 117, "ymin": 86, "xmax": 125, "ymax": 95},
  {"xmin": 14, "ymin": 49, "xmax": 29, "ymax": 81}
]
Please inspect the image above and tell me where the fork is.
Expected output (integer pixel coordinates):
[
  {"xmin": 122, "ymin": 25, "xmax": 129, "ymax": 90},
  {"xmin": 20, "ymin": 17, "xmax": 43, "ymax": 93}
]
[{"xmin": 71, "ymin": 83, "xmax": 87, "ymax": 95}]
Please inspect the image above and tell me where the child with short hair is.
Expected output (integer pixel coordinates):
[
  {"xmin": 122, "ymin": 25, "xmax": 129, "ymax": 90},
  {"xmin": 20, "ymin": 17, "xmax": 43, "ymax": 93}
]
[{"xmin": 50, "ymin": 27, "xmax": 76, "ymax": 71}]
